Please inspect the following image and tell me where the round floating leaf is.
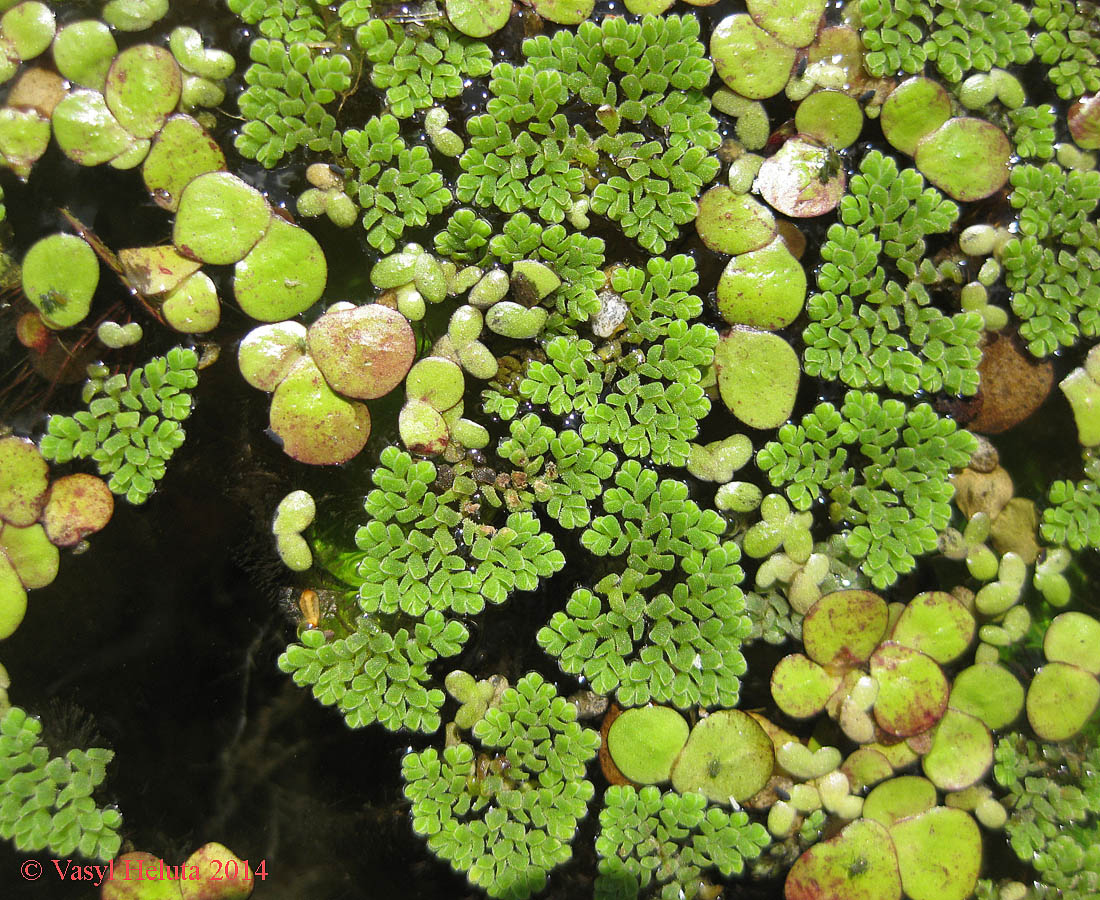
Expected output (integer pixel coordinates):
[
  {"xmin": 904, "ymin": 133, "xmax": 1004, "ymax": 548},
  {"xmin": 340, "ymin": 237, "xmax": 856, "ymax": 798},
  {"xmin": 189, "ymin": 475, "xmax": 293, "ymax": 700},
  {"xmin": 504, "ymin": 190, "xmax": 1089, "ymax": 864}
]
[
  {"xmin": 624, "ymin": 0, "xmax": 675, "ymax": 11},
  {"xmin": 1068, "ymin": 94, "xmax": 1100, "ymax": 150},
  {"xmin": 1043, "ymin": 611, "xmax": 1100, "ymax": 675},
  {"xmin": 948, "ymin": 663, "xmax": 1024, "ymax": 731},
  {"xmin": 0, "ymin": 436, "xmax": 48, "ymax": 526},
  {"xmin": 181, "ymin": 843, "xmax": 255, "ymax": 900},
  {"xmin": 52, "ymin": 89, "xmax": 135, "ymax": 166},
  {"xmin": 795, "ymin": 90, "xmax": 863, "ymax": 148},
  {"xmin": 485, "ymin": 301, "xmax": 548, "ymax": 339},
  {"xmin": 0, "ymin": 550, "xmax": 27, "ymax": 640},
  {"xmin": 238, "ymin": 322, "xmax": 308, "ymax": 392},
  {"xmin": 880, "ymin": 77, "xmax": 953, "ymax": 156},
  {"xmin": 163, "ymin": 271, "xmax": 220, "ymax": 333},
  {"xmin": 511, "ymin": 259, "xmax": 561, "ymax": 302},
  {"xmin": 804, "ymin": 590, "xmax": 888, "ymax": 668},
  {"xmin": 108, "ymin": 137, "xmax": 150, "ymax": 170},
  {"xmin": 0, "ymin": 107, "xmax": 49, "ymax": 178},
  {"xmin": 406, "ymin": 357, "xmax": 465, "ymax": 411},
  {"xmin": 272, "ymin": 490, "xmax": 315, "ymax": 536},
  {"xmin": 399, "ymin": 399, "xmax": 450, "ymax": 457},
  {"xmin": 747, "ymin": 0, "xmax": 825, "ymax": 47},
  {"xmin": 771, "ymin": 653, "xmax": 841, "ymax": 719},
  {"xmin": 143, "ymin": 115, "xmax": 226, "ymax": 212},
  {"xmin": 308, "ymin": 304, "xmax": 416, "ymax": 400},
  {"xmin": 888, "ymin": 808, "xmax": 981, "ymax": 900},
  {"xmin": 890, "ymin": 591, "xmax": 974, "ymax": 665},
  {"xmin": 696, "ymin": 186, "xmax": 777, "ymax": 256},
  {"xmin": 716, "ymin": 237, "xmax": 806, "ymax": 329},
  {"xmin": 52, "ymin": 20, "xmax": 117, "ymax": 91},
  {"xmin": 913, "ymin": 118, "xmax": 1010, "ymax": 202},
  {"xmin": 0, "ymin": 522, "xmax": 57, "ymax": 589},
  {"xmin": 174, "ymin": 171, "xmax": 271, "ymax": 265},
  {"xmin": 104, "ymin": 44, "xmax": 181, "ymax": 139},
  {"xmin": 529, "ymin": 0, "xmax": 594, "ymax": 24},
  {"xmin": 1026, "ymin": 661, "xmax": 1100, "ymax": 742},
  {"xmin": 776, "ymin": 742, "xmax": 842, "ymax": 781},
  {"xmin": 714, "ymin": 326, "xmax": 800, "ymax": 429},
  {"xmin": 711, "ymin": 14, "xmax": 796, "ymax": 100},
  {"xmin": 870, "ymin": 642, "xmax": 949, "ymax": 738},
  {"xmin": 103, "ymin": 854, "xmax": 179, "ymax": 900},
  {"xmin": 22, "ymin": 234, "xmax": 99, "ymax": 329},
  {"xmin": 269, "ymin": 357, "xmax": 371, "ymax": 466},
  {"xmin": 119, "ymin": 245, "xmax": 202, "ymax": 297},
  {"xmin": 863, "ymin": 775, "xmax": 937, "ymax": 828},
  {"xmin": 921, "ymin": 709, "xmax": 992, "ymax": 791},
  {"xmin": 445, "ymin": 0, "xmax": 510, "ymax": 38},
  {"xmin": 42, "ymin": 473, "xmax": 113, "ymax": 547},
  {"xmin": 785, "ymin": 818, "xmax": 902, "ymax": 900},
  {"xmin": 670, "ymin": 709, "xmax": 774, "ymax": 805},
  {"xmin": 7, "ymin": 67, "xmax": 66, "ymax": 118},
  {"xmin": 234, "ymin": 216, "xmax": 326, "ymax": 322},
  {"xmin": 841, "ymin": 748, "xmax": 894, "ymax": 793},
  {"xmin": 756, "ymin": 137, "xmax": 846, "ymax": 217},
  {"xmin": 607, "ymin": 706, "xmax": 690, "ymax": 785},
  {"xmin": 1, "ymin": 2, "xmax": 55, "ymax": 60},
  {"xmin": 169, "ymin": 26, "xmax": 235, "ymax": 80}
]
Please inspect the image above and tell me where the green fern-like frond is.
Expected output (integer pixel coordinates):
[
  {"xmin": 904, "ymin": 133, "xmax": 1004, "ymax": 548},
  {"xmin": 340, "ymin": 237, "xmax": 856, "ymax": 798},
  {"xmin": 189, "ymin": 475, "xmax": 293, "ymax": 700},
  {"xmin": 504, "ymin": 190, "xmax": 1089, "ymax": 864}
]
[
  {"xmin": 757, "ymin": 391, "xmax": 976, "ymax": 588},
  {"xmin": 39, "ymin": 348, "xmax": 199, "ymax": 505},
  {"xmin": 402, "ymin": 673, "xmax": 599, "ymax": 898},
  {"xmin": 1042, "ymin": 478, "xmax": 1100, "ymax": 549},
  {"xmin": 356, "ymin": 19, "xmax": 491, "ymax": 118},
  {"xmin": 489, "ymin": 213, "xmax": 605, "ymax": 328},
  {"xmin": 344, "ymin": 115, "xmax": 453, "ymax": 253},
  {"xmin": 923, "ymin": 0, "xmax": 1033, "ymax": 83},
  {"xmin": 802, "ymin": 151, "xmax": 982, "ymax": 396},
  {"xmin": 235, "ymin": 39, "xmax": 351, "ymax": 168},
  {"xmin": 277, "ymin": 612, "xmax": 467, "ymax": 732},
  {"xmin": 1007, "ymin": 104, "xmax": 1058, "ymax": 160},
  {"xmin": 457, "ymin": 111, "xmax": 587, "ymax": 225},
  {"xmin": 1002, "ymin": 164, "xmax": 1100, "ymax": 357},
  {"xmin": 590, "ymin": 135, "xmax": 718, "ymax": 255},
  {"xmin": 351, "ymin": 447, "xmax": 564, "ymax": 617},
  {"xmin": 519, "ymin": 337, "xmax": 606, "ymax": 417},
  {"xmin": 497, "ymin": 413, "xmax": 618, "ymax": 529},
  {"xmin": 227, "ymin": 0, "xmax": 327, "ymax": 43},
  {"xmin": 1033, "ymin": 0, "xmax": 1100, "ymax": 99},
  {"xmin": 595, "ymin": 785, "xmax": 770, "ymax": 900},
  {"xmin": 538, "ymin": 460, "xmax": 749, "ymax": 710},
  {"xmin": 0, "ymin": 706, "xmax": 121, "ymax": 861}
]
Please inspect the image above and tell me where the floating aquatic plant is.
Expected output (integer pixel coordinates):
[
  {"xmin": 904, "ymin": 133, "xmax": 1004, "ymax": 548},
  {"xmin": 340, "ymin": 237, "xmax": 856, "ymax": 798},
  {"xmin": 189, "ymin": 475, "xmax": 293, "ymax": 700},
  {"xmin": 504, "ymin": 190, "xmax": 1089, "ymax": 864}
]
[
  {"xmin": 344, "ymin": 114, "xmax": 452, "ymax": 253},
  {"xmin": 227, "ymin": 0, "xmax": 326, "ymax": 43},
  {"xmin": 1000, "ymin": 162, "xmax": 1100, "ymax": 357},
  {"xmin": 1033, "ymin": 0, "xmax": 1100, "ymax": 100},
  {"xmin": 402, "ymin": 673, "xmax": 600, "ymax": 898},
  {"xmin": 39, "ymin": 348, "xmax": 199, "ymax": 506},
  {"xmin": 758, "ymin": 390, "xmax": 977, "ymax": 588},
  {"xmin": 538, "ymin": 460, "xmax": 750, "ymax": 709},
  {"xmin": 596, "ymin": 785, "xmax": 771, "ymax": 900},
  {"xmin": 0, "ymin": 705, "xmax": 121, "ymax": 861},
  {"xmin": 356, "ymin": 19, "xmax": 491, "ymax": 119},
  {"xmin": 995, "ymin": 733, "xmax": 1100, "ymax": 900},
  {"xmin": 802, "ymin": 150, "xmax": 983, "ymax": 397},
  {"xmin": 278, "ymin": 610, "xmax": 468, "ymax": 732},
  {"xmin": 858, "ymin": 0, "xmax": 1033, "ymax": 82},
  {"xmin": 235, "ymin": 38, "xmax": 351, "ymax": 168},
  {"xmin": 349, "ymin": 447, "xmax": 564, "ymax": 617},
  {"xmin": 496, "ymin": 413, "xmax": 617, "ymax": 529},
  {"xmin": 487, "ymin": 213, "xmax": 605, "ymax": 329}
]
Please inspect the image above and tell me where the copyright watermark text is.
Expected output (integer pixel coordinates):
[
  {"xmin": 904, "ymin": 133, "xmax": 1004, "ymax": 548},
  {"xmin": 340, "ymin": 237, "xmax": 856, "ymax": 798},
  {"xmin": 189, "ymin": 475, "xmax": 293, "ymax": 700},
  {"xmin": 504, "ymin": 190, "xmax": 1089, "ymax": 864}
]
[{"xmin": 20, "ymin": 856, "xmax": 266, "ymax": 887}]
